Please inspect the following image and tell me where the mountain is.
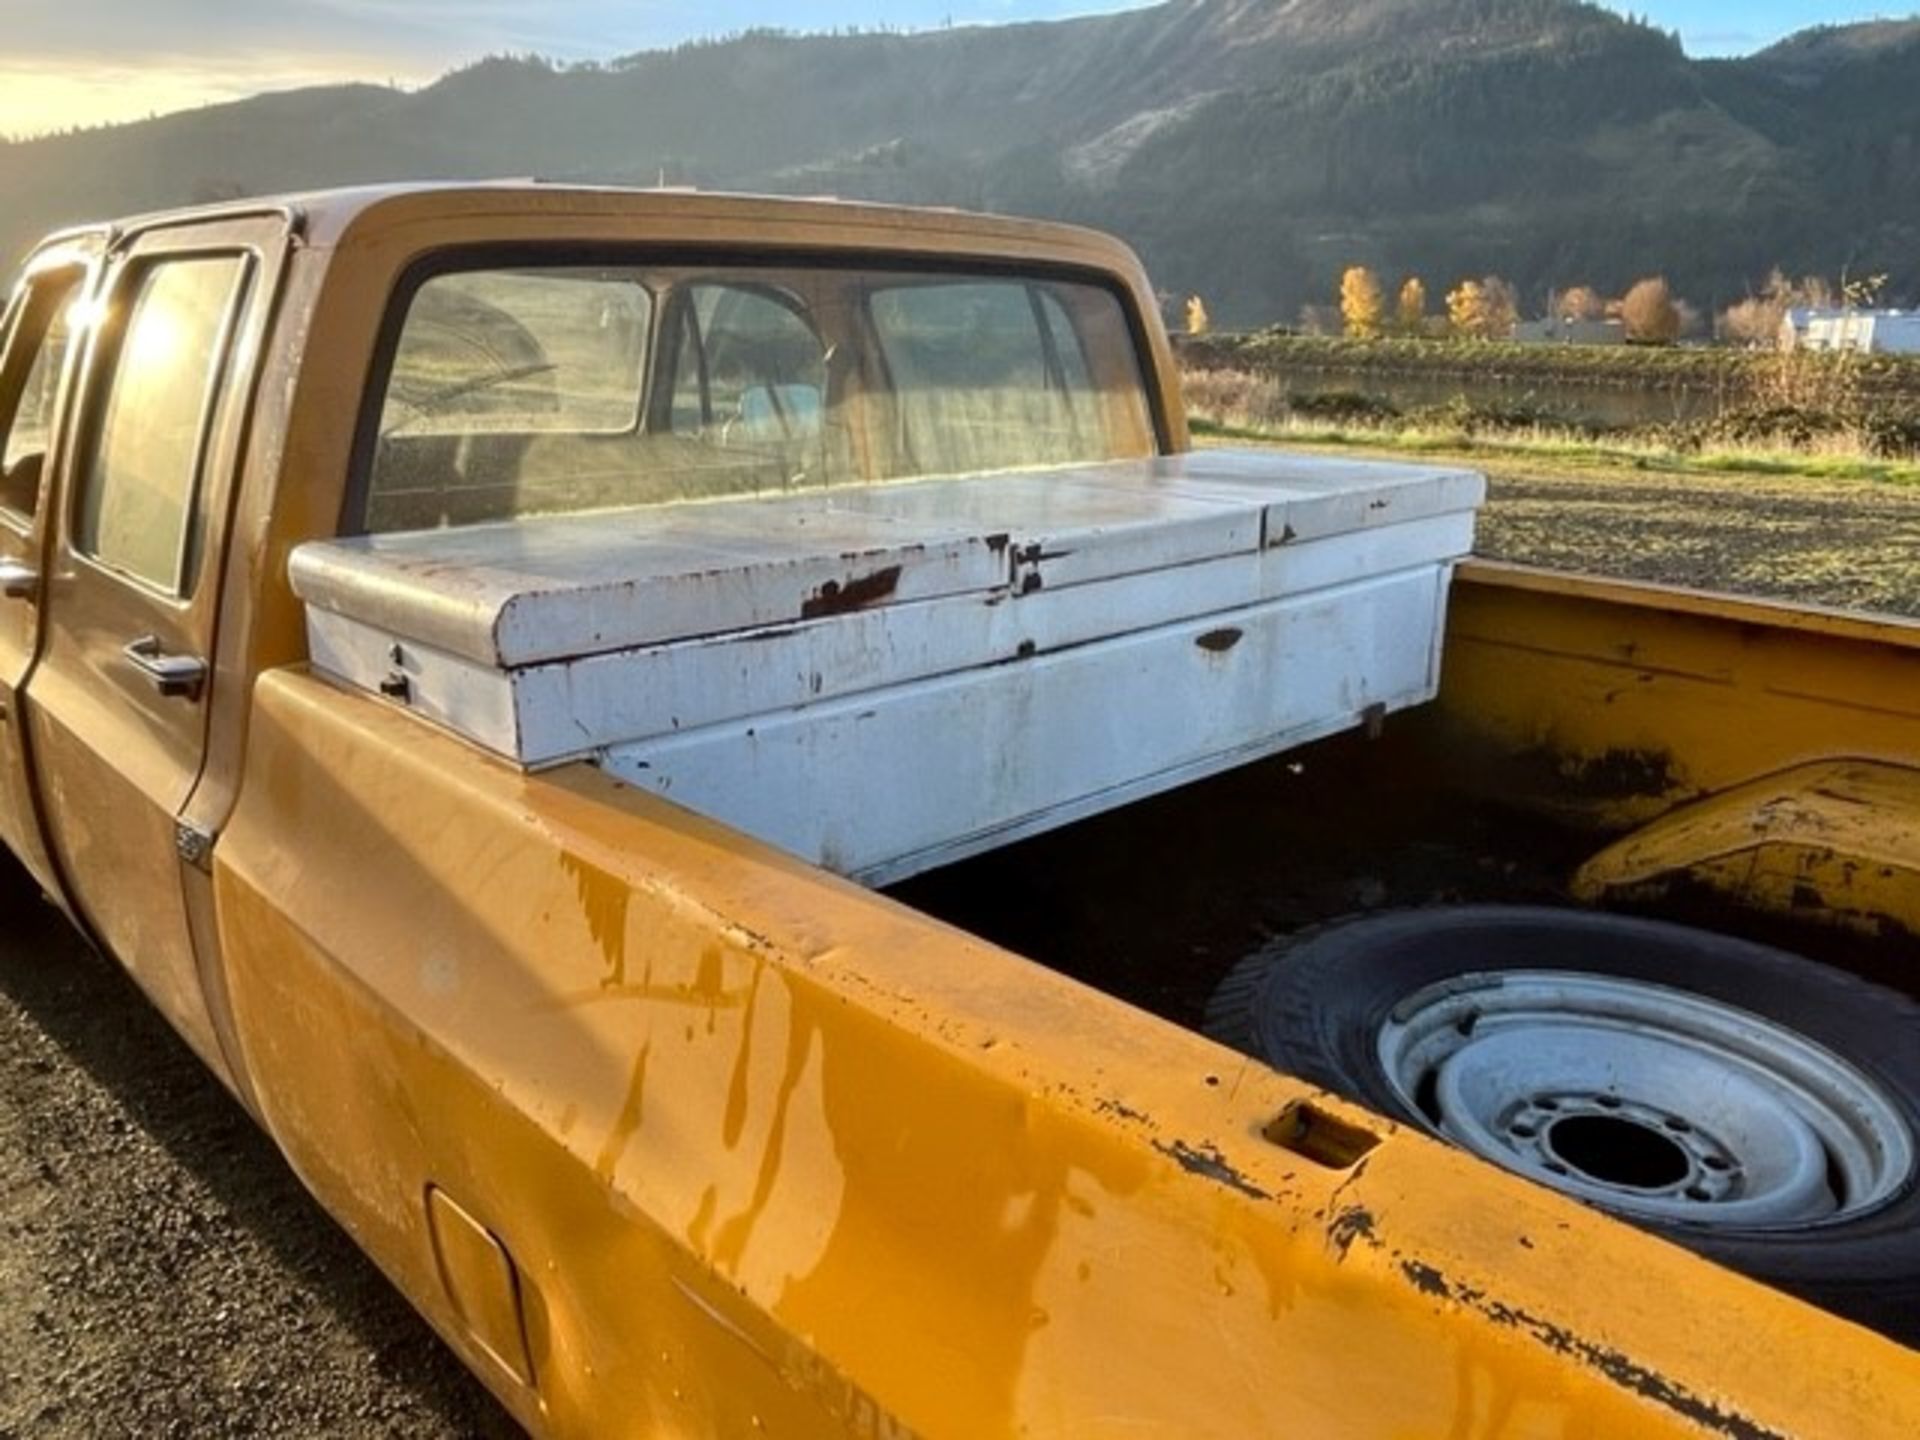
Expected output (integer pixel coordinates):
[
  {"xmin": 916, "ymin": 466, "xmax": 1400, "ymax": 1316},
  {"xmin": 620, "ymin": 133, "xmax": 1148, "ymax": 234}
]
[
  {"xmin": 2, "ymin": 0, "xmax": 1917, "ymax": 326},
  {"xmin": 1750, "ymin": 19, "xmax": 1920, "ymax": 82}
]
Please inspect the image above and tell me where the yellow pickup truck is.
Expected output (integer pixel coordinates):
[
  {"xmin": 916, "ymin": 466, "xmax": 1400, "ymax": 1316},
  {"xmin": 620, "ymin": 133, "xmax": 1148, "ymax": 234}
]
[{"xmin": 1, "ymin": 184, "xmax": 1917, "ymax": 1438}]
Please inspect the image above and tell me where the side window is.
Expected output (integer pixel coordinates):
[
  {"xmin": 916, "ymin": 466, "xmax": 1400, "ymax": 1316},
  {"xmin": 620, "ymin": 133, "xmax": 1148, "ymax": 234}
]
[
  {"xmin": 665, "ymin": 284, "xmax": 826, "ymax": 448},
  {"xmin": 0, "ymin": 270, "xmax": 85, "ymax": 521},
  {"xmin": 74, "ymin": 256, "xmax": 246, "ymax": 594}
]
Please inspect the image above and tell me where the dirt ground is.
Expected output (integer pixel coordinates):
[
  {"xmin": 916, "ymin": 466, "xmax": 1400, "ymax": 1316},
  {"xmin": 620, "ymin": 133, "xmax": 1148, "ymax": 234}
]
[
  {"xmin": 4, "ymin": 459, "xmax": 1920, "ymax": 1437},
  {"xmin": 1474, "ymin": 460, "xmax": 1920, "ymax": 615}
]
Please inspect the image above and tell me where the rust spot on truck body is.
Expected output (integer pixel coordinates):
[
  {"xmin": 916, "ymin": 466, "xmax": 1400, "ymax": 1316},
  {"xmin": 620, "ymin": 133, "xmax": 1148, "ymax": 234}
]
[
  {"xmin": 1326, "ymin": 1205, "xmax": 1377, "ymax": 1260},
  {"xmin": 1154, "ymin": 1139, "xmax": 1271, "ymax": 1200},
  {"xmin": 1393, "ymin": 1258, "xmax": 1788, "ymax": 1440}
]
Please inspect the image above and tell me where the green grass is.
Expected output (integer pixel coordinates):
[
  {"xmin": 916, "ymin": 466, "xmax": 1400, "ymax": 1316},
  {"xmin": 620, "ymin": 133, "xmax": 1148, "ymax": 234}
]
[{"xmin": 1191, "ymin": 414, "xmax": 1920, "ymax": 487}]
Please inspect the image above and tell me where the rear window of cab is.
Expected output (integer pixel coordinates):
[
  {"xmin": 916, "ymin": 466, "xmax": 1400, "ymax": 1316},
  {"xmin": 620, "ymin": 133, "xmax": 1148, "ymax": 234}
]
[{"xmin": 359, "ymin": 257, "xmax": 1156, "ymax": 533}]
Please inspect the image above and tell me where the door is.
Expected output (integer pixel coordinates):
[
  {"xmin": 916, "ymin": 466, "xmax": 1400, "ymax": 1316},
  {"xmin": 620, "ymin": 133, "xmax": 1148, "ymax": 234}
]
[
  {"xmin": 0, "ymin": 239, "xmax": 100, "ymax": 895},
  {"xmin": 24, "ymin": 217, "xmax": 287, "ymax": 1068}
]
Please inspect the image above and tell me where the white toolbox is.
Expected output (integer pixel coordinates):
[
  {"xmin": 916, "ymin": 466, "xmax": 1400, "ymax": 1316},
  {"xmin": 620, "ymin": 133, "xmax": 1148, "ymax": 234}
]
[{"xmin": 293, "ymin": 450, "xmax": 1484, "ymax": 883}]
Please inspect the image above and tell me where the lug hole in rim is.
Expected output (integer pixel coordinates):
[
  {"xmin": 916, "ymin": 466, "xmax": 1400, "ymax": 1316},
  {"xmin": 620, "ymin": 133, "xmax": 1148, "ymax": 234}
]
[{"xmin": 1546, "ymin": 1114, "xmax": 1692, "ymax": 1191}]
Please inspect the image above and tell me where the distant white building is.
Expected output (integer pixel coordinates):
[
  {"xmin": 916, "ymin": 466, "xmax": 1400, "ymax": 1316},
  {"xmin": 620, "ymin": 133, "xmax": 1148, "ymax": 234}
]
[{"xmin": 1780, "ymin": 308, "xmax": 1920, "ymax": 355}]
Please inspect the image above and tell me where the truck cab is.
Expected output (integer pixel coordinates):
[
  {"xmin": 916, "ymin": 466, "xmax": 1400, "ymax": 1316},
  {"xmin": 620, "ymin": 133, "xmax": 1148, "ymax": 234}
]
[{"xmin": 2, "ymin": 185, "xmax": 1918, "ymax": 1439}]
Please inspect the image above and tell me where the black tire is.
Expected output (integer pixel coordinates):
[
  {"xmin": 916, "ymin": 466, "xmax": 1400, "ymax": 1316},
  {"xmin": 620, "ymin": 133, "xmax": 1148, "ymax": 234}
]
[{"xmin": 1204, "ymin": 905, "xmax": 1920, "ymax": 1343}]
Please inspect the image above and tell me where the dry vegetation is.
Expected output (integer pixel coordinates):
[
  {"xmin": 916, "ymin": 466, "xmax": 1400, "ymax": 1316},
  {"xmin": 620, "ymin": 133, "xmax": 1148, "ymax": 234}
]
[
  {"xmin": 1186, "ymin": 332, "xmax": 1920, "ymax": 402},
  {"xmin": 1183, "ymin": 361, "xmax": 1920, "ymax": 470}
]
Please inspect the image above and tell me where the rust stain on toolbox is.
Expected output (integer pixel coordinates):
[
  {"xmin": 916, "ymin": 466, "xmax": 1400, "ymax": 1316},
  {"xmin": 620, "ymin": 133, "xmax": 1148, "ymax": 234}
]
[
  {"xmin": 290, "ymin": 507, "xmax": 1012, "ymax": 668},
  {"xmin": 801, "ymin": 565, "xmax": 904, "ymax": 619},
  {"xmin": 1195, "ymin": 627, "xmax": 1244, "ymax": 654}
]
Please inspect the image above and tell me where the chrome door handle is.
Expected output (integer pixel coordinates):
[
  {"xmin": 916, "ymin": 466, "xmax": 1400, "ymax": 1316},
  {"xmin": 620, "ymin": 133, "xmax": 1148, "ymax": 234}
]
[
  {"xmin": 123, "ymin": 635, "xmax": 207, "ymax": 700},
  {"xmin": 0, "ymin": 559, "xmax": 36, "ymax": 600}
]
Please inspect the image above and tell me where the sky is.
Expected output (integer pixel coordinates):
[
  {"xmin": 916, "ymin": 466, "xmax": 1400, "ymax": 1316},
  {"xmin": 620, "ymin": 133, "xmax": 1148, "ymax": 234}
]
[{"xmin": 0, "ymin": 1, "xmax": 1903, "ymax": 139}]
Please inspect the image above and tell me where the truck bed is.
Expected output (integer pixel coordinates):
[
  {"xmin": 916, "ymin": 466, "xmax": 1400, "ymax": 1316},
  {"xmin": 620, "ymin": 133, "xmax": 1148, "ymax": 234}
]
[
  {"xmin": 891, "ymin": 726, "xmax": 1588, "ymax": 1026},
  {"xmin": 896, "ymin": 720, "xmax": 1920, "ymax": 1030}
]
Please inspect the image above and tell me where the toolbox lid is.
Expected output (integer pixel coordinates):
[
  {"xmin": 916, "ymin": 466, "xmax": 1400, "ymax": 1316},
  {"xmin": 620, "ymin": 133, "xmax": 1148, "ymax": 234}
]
[{"xmin": 289, "ymin": 450, "xmax": 1483, "ymax": 669}]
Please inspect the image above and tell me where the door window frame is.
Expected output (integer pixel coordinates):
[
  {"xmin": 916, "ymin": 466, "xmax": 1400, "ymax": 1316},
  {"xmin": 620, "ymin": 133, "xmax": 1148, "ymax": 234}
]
[
  {"xmin": 0, "ymin": 242, "xmax": 104, "ymax": 541},
  {"xmin": 54, "ymin": 216, "xmax": 285, "ymax": 629}
]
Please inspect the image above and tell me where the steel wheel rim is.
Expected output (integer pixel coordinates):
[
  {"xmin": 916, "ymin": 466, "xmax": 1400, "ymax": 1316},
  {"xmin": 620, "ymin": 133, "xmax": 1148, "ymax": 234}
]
[{"xmin": 1375, "ymin": 970, "xmax": 1915, "ymax": 1229}]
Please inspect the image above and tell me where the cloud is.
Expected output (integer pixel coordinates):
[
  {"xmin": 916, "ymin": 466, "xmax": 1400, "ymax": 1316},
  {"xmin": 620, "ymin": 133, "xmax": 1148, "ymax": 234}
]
[
  {"xmin": 0, "ymin": 0, "xmax": 1162, "ymax": 133},
  {"xmin": 0, "ymin": 56, "xmax": 371, "ymax": 137},
  {"xmin": 0, "ymin": 0, "xmax": 1157, "ymax": 67},
  {"xmin": 0, "ymin": 1, "xmax": 784, "ymax": 67},
  {"xmin": 0, "ymin": 0, "xmax": 663, "ymax": 132},
  {"xmin": 2, "ymin": 1, "xmax": 529, "ymax": 65}
]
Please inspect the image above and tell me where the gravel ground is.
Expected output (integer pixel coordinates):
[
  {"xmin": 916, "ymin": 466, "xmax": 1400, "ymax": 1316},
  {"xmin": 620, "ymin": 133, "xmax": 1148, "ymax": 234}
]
[
  {"xmin": 0, "ymin": 869, "xmax": 517, "ymax": 1438},
  {"xmin": 4, "ymin": 460, "xmax": 1919, "ymax": 1436}
]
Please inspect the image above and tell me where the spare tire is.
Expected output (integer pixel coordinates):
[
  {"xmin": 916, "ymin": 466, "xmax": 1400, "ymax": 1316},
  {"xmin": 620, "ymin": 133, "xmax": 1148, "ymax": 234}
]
[{"xmin": 1204, "ymin": 906, "xmax": 1920, "ymax": 1343}]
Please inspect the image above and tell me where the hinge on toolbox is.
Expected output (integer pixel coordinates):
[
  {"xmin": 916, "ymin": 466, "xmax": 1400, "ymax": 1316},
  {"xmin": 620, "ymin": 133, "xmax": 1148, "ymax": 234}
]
[{"xmin": 175, "ymin": 820, "xmax": 216, "ymax": 873}]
